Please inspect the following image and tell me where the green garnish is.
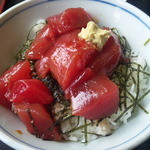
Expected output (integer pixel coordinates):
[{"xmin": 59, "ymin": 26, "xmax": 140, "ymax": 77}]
[
  {"xmin": 64, "ymin": 122, "xmax": 92, "ymax": 134},
  {"xmin": 144, "ymin": 38, "xmax": 150, "ymax": 46},
  {"xmin": 114, "ymin": 103, "xmax": 135, "ymax": 122},
  {"xmin": 26, "ymin": 108, "xmax": 40, "ymax": 138},
  {"xmin": 16, "ymin": 39, "xmax": 33, "ymax": 61},
  {"xmin": 75, "ymin": 117, "xmax": 80, "ymax": 128},
  {"xmin": 84, "ymin": 119, "xmax": 88, "ymax": 143},
  {"xmin": 96, "ymin": 119, "xmax": 103, "ymax": 126},
  {"xmin": 111, "ymin": 28, "xmax": 150, "ymax": 121}
]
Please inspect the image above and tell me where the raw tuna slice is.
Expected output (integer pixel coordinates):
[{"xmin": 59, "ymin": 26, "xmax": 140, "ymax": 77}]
[
  {"xmin": 7, "ymin": 79, "xmax": 53, "ymax": 104},
  {"xmin": 88, "ymin": 34, "xmax": 121, "ymax": 76},
  {"xmin": 13, "ymin": 103, "xmax": 62, "ymax": 140},
  {"xmin": 65, "ymin": 68, "xmax": 95, "ymax": 99},
  {"xmin": 70, "ymin": 74, "xmax": 119, "ymax": 120},
  {"xmin": 46, "ymin": 7, "xmax": 92, "ymax": 36},
  {"xmin": 35, "ymin": 29, "xmax": 97, "ymax": 90},
  {"xmin": 26, "ymin": 8, "xmax": 92, "ymax": 60},
  {"xmin": 0, "ymin": 60, "xmax": 31, "ymax": 109}
]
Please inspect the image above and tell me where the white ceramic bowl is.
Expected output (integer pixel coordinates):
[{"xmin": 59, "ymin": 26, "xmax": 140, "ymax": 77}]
[{"xmin": 0, "ymin": 0, "xmax": 150, "ymax": 150}]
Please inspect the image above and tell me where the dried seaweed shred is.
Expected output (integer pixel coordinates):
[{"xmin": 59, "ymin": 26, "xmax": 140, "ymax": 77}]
[{"xmin": 111, "ymin": 28, "xmax": 150, "ymax": 122}]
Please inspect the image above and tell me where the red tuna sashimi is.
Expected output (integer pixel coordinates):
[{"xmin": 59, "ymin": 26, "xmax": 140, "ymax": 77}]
[
  {"xmin": 35, "ymin": 29, "xmax": 97, "ymax": 90},
  {"xmin": 0, "ymin": 79, "xmax": 12, "ymax": 109},
  {"xmin": 88, "ymin": 34, "xmax": 121, "ymax": 76},
  {"xmin": 0, "ymin": 60, "xmax": 31, "ymax": 109},
  {"xmin": 65, "ymin": 68, "xmax": 95, "ymax": 99},
  {"xmin": 13, "ymin": 103, "xmax": 61, "ymax": 140},
  {"xmin": 26, "ymin": 24, "xmax": 55, "ymax": 60},
  {"xmin": 35, "ymin": 57, "xmax": 50, "ymax": 79},
  {"xmin": 26, "ymin": 8, "xmax": 92, "ymax": 60},
  {"xmin": 7, "ymin": 79, "xmax": 53, "ymax": 104},
  {"xmin": 70, "ymin": 74, "xmax": 119, "ymax": 120},
  {"xmin": 46, "ymin": 7, "xmax": 92, "ymax": 35}
]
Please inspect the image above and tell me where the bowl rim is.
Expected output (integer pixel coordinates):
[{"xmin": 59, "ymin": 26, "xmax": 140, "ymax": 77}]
[
  {"xmin": 0, "ymin": 0, "xmax": 150, "ymax": 28},
  {"xmin": 0, "ymin": 0, "xmax": 150, "ymax": 150}
]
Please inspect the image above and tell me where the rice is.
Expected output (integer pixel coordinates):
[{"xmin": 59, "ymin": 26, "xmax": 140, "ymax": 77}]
[
  {"xmin": 61, "ymin": 117, "xmax": 113, "ymax": 142},
  {"xmin": 33, "ymin": 20, "xmax": 149, "ymax": 142}
]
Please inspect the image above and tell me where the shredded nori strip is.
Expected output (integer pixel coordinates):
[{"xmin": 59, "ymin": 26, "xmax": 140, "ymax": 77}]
[
  {"xmin": 144, "ymin": 38, "xmax": 150, "ymax": 46},
  {"xmin": 16, "ymin": 39, "xmax": 33, "ymax": 61},
  {"xmin": 96, "ymin": 119, "xmax": 103, "ymax": 126},
  {"xmin": 84, "ymin": 119, "xmax": 88, "ymax": 143},
  {"xmin": 26, "ymin": 108, "xmax": 40, "ymax": 138},
  {"xmin": 111, "ymin": 28, "xmax": 150, "ymax": 122},
  {"xmin": 64, "ymin": 122, "xmax": 92, "ymax": 134}
]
